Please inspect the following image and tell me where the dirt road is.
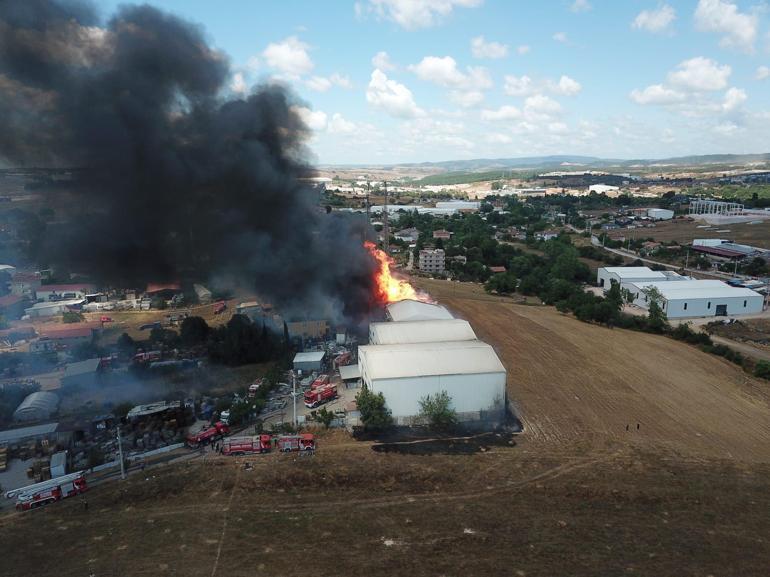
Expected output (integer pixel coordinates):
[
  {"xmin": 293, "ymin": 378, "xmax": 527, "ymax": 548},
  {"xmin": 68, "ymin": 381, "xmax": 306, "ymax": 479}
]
[{"xmin": 418, "ymin": 279, "xmax": 770, "ymax": 462}]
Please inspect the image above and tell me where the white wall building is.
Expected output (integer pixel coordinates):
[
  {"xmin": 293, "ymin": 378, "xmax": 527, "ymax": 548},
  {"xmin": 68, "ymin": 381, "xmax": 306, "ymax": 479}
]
[
  {"xmin": 597, "ymin": 267, "xmax": 671, "ymax": 291},
  {"xmin": 358, "ymin": 340, "xmax": 506, "ymax": 425},
  {"xmin": 369, "ymin": 319, "xmax": 477, "ymax": 345},
  {"xmin": 647, "ymin": 208, "xmax": 674, "ymax": 220},
  {"xmin": 589, "ymin": 184, "xmax": 620, "ymax": 196},
  {"xmin": 419, "ymin": 248, "xmax": 445, "ymax": 273},
  {"xmin": 626, "ymin": 280, "xmax": 763, "ymax": 319}
]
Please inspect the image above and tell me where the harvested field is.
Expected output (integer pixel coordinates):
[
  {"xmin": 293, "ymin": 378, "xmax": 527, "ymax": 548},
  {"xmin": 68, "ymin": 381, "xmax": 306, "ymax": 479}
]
[
  {"xmin": 417, "ymin": 279, "xmax": 770, "ymax": 462},
  {"xmin": 609, "ymin": 218, "xmax": 770, "ymax": 248},
  {"xmin": 0, "ymin": 438, "xmax": 768, "ymax": 577}
]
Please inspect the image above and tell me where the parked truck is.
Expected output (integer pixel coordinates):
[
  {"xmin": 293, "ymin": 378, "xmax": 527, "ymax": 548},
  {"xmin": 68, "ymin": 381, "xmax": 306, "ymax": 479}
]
[
  {"xmin": 303, "ymin": 383, "xmax": 337, "ymax": 408},
  {"xmin": 221, "ymin": 435, "xmax": 273, "ymax": 455},
  {"xmin": 274, "ymin": 434, "xmax": 316, "ymax": 452},
  {"xmin": 310, "ymin": 374, "xmax": 330, "ymax": 389},
  {"xmin": 6, "ymin": 472, "xmax": 88, "ymax": 511},
  {"xmin": 186, "ymin": 421, "xmax": 230, "ymax": 448}
]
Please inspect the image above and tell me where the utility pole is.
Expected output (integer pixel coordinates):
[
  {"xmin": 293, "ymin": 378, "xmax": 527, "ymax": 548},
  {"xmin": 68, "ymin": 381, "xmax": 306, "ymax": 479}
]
[
  {"xmin": 685, "ymin": 249, "xmax": 690, "ymax": 270},
  {"xmin": 116, "ymin": 425, "xmax": 126, "ymax": 480},
  {"xmin": 383, "ymin": 180, "xmax": 389, "ymax": 254},
  {"xmin": 292, "ymin": 370, "xmax": 297, "ymax": 428}
]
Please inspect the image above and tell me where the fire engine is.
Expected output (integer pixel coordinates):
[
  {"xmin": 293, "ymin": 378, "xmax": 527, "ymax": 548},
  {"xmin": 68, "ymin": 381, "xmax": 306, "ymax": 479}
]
[
  {"xmin": 133, "ymin": 350, "xmax": 161, "ymax": 364},
  {"xmin": 213, "ymin": 301, "xmax": 227, "ymax": 314},
  {"xmin": 7, "ymin": 472, "xmax": 88, "ymax": 511},
  {"xmin": 303, "ymin": 383, "xmax": 337, "ymax": 408},
  {"xmin": 186, "ymin": 421, "xmax": 230, "ymax": 447},
  {"xmin": 310, "ymin": 374, "xmax": 330, "ymax": 389},
  {"xmin": 221, "ymin": 434, "xmax": 315, "ymax": 455}
]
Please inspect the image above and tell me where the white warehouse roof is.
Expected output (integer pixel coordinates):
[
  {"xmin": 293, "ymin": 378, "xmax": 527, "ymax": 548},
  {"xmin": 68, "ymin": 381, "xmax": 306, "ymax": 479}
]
[
  {"xmin": 600, "ymin": 266, "xmax": 668, "ymax": 280},
  {"xmin": 293, "ymin": 351, "xmax": 326, "ymax": 363},
  {"xmin": 628, "ymin": 280, "xmax": 761, "ymax": 300},
  {"xmin": 385, "ymin": 299, "xmax": 454, "ymax": 322},
  {"xmin": 370, "ymin": 319, "xmax": 477, "ymax": 345},
  {"xmin": 359, "ymin": 340, "xmax": 505, "ymax": 381},
  {"xmin": 13, "ymin": 391, "xmax": 59, "ymax": 422}
]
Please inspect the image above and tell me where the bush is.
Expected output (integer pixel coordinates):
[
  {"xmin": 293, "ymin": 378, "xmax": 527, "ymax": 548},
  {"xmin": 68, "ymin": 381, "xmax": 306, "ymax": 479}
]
[
  {"xmin": 754, "ymin": 361, "xmax": 770, "ymax": 380},
  {"xmin": 62, "ymin": 311, "xmax": 84, "ymax": 323},
  {"xmin": 418, "ymin": 390, "xmax": 457, "ymax": 430},
  {"xmin": 356, "ymin": 386, "xmax": 392, "ymax": 430}
]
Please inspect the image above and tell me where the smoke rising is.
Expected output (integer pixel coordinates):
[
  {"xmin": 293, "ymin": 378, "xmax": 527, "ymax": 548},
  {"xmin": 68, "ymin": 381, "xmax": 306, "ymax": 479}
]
[{"xmin": 0, "ymin": 0, "xmax": 376, "ymax": 321}]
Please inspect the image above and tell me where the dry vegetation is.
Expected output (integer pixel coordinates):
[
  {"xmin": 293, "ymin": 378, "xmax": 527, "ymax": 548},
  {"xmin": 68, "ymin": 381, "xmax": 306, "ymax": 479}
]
[
  {"xmin": 609, "ymin": 218, "xmax": 770, "ymax": 249},
  {"xmin": 2, "ymin": 280, "xmax": 770, "ymax": 576}
]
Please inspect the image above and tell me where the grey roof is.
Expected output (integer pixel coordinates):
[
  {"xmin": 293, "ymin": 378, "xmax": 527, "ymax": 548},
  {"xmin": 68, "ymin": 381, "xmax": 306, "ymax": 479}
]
[
  {"xmin": 294, "ymin": 351, "xmax": 325, "ymax": 363},
  {"xmin": 63, "ymin": 358, "xmax": 100, "ymax": 378},
  {"xmin": 13, "ymin": 391, "xmax": 59, "ymax": 421},
  {"xmin": 0, "ymin": 422, "xmax": 59, "ymax": 444},
  {"xmin": 339, "ymin": 364, "xmax": 361, "ymax": 380}
]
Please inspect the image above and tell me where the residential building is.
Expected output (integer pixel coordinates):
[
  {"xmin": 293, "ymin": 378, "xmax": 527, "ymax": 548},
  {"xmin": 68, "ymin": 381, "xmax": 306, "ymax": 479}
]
[
  {"xmin": 36, "ymin": 283, "xmax": 97, "ymax": 302},
  {"xmin": 432, "ymin": 229, "xmax": 452, "ymax": 240},
  {"xmin": 419, "ymin": 248, "xmax": 445, "ymax": 274}
]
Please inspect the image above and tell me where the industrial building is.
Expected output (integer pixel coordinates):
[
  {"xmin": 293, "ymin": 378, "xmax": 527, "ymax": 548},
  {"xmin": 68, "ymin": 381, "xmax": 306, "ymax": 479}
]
[
  {"xmin": 597, "ymin": 266, "xmax": 685, "ymax": 291},
  {"xmin": 293, "ymin": 350, "xmax": 326, "ymax": 373},
  {"xmin": 24, "ymin": 299, "xmax": 85, "ymax": 318},
  {"xmin": 691, "ymin": 239, "xmax": 767, "ymax": 261},
  {"xmin": 369, "ymin": 319, "xmax": 477, "ymax": 345},
  {"xmin": 626, "ymin": 279, "xmax": 764, "ymax": 319},
  {"xmin": 61, "ymin": 358, "xmax": 102, "ymax": 389},
  {"xmin": 13, "ymin": 391, "xmax": 60, "ymax": 422},
  {"xmin": 647, "ymin": 208, "xmax": 674, "ymax": 220},
  {"xmin": 35, "ymin": 283, "xmax": 97, "ymax": 302},
  {"xmin": 358, "ymin": 340, "xmax": 506, "ymax": 425},
  {"xmin": 385, "ymin": 300, "xmax": 454, "ymax": 322}
]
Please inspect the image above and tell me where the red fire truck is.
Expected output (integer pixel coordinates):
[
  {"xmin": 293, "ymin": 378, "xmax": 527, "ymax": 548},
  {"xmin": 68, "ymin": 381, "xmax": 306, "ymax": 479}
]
[
  {"xmin": 221, "ymin": 434, "xmax": 316, "ymax": 455},
  {"xmin": 213, "ymin": 301, "xmax": 227, "ymax": 314},
  {"xmin": 186, "ymin": 421, "xmax": 230, "ymax": 448},
  {"xmin": 221, "ymin": 435, "xmax": 272, "ymax": 455},
  {"xmin": 303, "ymin": 383, "xmax": 337, "ymax": 408},
  {"xmin": 274, "ymin": 434, "xmax": 316, "ymax": 452},
  {"xmin": 310, "ymin": 374, "xmax": 330, "ymax": 389},
  {"xmin": 7, "ymin": 472, "xmax": 88, "ymax": 511}
]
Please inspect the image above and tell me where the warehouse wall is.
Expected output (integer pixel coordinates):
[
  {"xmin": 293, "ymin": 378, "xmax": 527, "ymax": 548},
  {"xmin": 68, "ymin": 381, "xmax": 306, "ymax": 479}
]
[
  {"xmin": 631, "ymin": 292, "xmax": 764, "ymax": 318},
  {"xmin": 367, "ymin": 372, "xmax": 506, "ymax": 424}
]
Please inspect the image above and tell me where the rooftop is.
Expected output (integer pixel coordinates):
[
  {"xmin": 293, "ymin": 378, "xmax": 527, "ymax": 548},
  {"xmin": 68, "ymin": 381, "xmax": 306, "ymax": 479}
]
[
  {"xmin": 386, "ymin": 299, "xmax": 453, "ymax": 322},
  {"xmin": 601, "ymin": 266, "xmax": 669, "ymax": 280},
  {"xmin": 293, "ymin": 351, "xmax": 326, "ymax": 363},
  {"xmin": 359, "ymin": 340, "xmax": 505, "ymax": 380},
  {"xmin": 37, "ymin": 283, "xmax": 97, "ymax": 292},
  {"xmin": 39, "ymin": 325, "xmax": 94, "ymax": 339},
  {"xmin": 63, "ymin": 358, "xmax": 101, "ymax": 378},
  {"xmin": 370, "ymin": 319, "xmax": 477, "ymax": 345},
  {"xmin": 0, "ymin": 422, "xmax": 58, "ymax": 444},
  {"xmin": 628, "ymin": 279, "xmax": 762, "ymax": 300}
]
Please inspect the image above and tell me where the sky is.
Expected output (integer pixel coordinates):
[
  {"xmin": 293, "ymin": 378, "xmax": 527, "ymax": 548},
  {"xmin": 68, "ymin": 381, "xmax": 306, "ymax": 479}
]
[{"xmin": 95, "ymin": 0, "xmax": 770, "ymax": 165}]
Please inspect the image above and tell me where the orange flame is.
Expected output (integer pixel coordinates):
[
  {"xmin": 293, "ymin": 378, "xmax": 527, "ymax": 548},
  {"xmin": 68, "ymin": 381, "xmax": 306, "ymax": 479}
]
[{"xmin": 364, "ymin": 241, "xmax": 418, "ymax": 304}]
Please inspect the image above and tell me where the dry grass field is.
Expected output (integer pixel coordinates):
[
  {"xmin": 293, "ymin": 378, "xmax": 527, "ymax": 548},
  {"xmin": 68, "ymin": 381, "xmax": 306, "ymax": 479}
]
[
  {"xmin": 2, "ymin": 280, "xmax": 770, "ymax": 576},
  {"xmin": 609, "ymin": 218, "xmax": 770, "ymax": 248}
]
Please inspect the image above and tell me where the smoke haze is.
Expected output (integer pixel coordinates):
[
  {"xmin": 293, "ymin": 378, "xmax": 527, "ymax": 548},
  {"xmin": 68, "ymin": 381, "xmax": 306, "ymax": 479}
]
[{"xmin": 0, "ymin": 0, "xmax": 375, "ymax": 321}]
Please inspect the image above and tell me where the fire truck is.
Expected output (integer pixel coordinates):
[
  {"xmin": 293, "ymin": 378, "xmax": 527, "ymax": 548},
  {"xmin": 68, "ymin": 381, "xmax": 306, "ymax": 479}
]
[
  {"xmin": 303, "ymin": 383, "xmax": 337, "ymax": 408},
  {"xmin": 133, "ymin": 350, "xmax": 161, "ymax": 364},
  {"xmin": 7, "ymin": 472, "xmax": 88, "ymax": 511},
  {"xmin": 310, "ymin": 374, "xmax": 330, "ymax": 389},
  {"xmin": 221, "ymin": 434, "xmax": 316, "ymax": 455},
  {"xmin": 186, "ymin": 421, "xmax": 230, "ymax": 448},
  {"xmin": 213, "ymin": 301, "xmax": 227, "ymax": 314}
]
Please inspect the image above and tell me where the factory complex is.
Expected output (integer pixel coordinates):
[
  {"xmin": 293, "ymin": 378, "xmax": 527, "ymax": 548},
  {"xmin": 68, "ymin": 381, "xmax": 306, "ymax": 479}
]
[{"xmin": 598, "ymin": 266, "xmax": 765, "ymax": 319}]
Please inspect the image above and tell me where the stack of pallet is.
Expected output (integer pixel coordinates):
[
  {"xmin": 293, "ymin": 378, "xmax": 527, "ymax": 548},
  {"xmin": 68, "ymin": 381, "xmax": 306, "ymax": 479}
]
[{"xmin": 0, "ymin": 445, "xmax": 7, "ymax": 472}]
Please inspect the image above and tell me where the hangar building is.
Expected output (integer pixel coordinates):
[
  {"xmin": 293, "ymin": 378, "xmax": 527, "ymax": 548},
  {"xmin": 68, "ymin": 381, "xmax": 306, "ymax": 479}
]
[
  {"xmin": 626, "ymin": 279, "xmax": 764, "ymax": 318},
  {"xmin": 369, "ymin": 319, "xmax": 476, "ymax": 345},
  {"xmin": 385, "ymin": 299, "xmax": 453, "ymax": 322}
]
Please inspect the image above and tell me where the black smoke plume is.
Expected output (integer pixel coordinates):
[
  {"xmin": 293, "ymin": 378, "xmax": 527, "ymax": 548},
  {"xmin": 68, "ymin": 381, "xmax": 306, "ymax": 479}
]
[{"xmin": 0, "ymin": 0, "xmax": 375, "ymax": 321}]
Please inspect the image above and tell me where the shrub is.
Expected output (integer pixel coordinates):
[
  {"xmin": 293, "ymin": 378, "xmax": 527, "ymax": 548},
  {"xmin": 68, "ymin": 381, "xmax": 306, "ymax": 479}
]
[
  {"xmin": 418, "ymin": 390, "xmax": 457, "ymax": 430},
  {"xmin": 754, "ymin": 361, "xmax": 770, "ymax": 380}
]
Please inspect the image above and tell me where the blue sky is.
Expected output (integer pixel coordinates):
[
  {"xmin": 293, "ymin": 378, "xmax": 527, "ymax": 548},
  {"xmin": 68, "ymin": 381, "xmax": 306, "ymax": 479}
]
[{"xmin": 98, "ymin": 0, "xmax": 770, "ymax": 165}]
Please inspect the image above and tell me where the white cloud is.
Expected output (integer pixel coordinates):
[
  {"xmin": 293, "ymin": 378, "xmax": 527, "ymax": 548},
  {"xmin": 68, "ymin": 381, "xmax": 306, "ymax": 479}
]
[
  {"xmin": 306, "ymin": 76, "xmax": 332, "ymax": 92},
  {"xmin": 262, "ymin": 36, "xmax": 313, "ymax": 78},
  {"xmin": 487, "ymin": 133, "xmax": 513, "ymax": 144},
  {"xmin": 694, "ymin": 0, "xmax": 757, "ymax": 53},
  {"xmin": 481, "ymin": 105, "xmax": 521, "ymax": 121},
  {"xmin": 552, "ymin": 75, "xmax": 582, "ymax": 96},
  {"xmin": 328, "ymin": 113, "xmax": 357, "ymax": 133},
  {"xmin": 517, "ymin": 45, "xmax": 531, "ymax": 55},
  {"xmin": 553, "ymin": 31, "xmax": 568, "ymax": 43},
  {"xmin": 632, "ymin": 4, "xmax": 676, "ymax": 34},
  {"xmin": 722, "ymin": 87, "xmax": 747, "ymax": 111},
  {"xmin": 330, "ymin": 73, "xmax": 353, "ymax": 89},
  {"xmin": 570, "ymin": 0, "xmax": 592, "ymax": 13},
  {"xmin": 230, "ymin": 72, "xmax": 248, "ymax": 95},
  {"xmin": 471, "ymin": 36, "xmax": 508, "ymax": 59},
  {"xmin": 372, "ymin": 51, "xmax": 396, "ymax": 71},
  {"xmin": 450, "ymin": 90, "xmax": 485, "ymax": 107},
  {"xmin": 630, "ymin": 84, "xmax": 686, "ymax": 105},
  {"xmin": 668, "ymin": 57, "xmax": 731, "ymax": 91},
  {"xmin": 409, "ymin": 56, "xmax": 492, "ymax": 90},
  {"xmin": 756, "ymin": 66, "xmax": 770, "ymax": 81},
  {"xmin": 366, "ymin": 69, "xmax": 424, "ymax": 118},
  {"xmin": 293, "ymin": 106, "xmax": 327, "ymax": 131},
  {"xmin": 524, "ymin": 94, "xmax": 562, "ymax": 118},
  {"xmin": 365, "ymin": 0, "xmax": 483, "ymax": 30},
  {"xmin": 547, "ymin": 122, "xmax": 569, "ymax": 134},
  {"xmin": 503, "ymin": 75, "xmax": 533, "ymax": 96}
]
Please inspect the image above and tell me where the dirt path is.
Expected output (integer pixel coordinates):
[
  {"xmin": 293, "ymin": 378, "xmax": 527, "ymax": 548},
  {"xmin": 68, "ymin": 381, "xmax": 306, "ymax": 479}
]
[{"xmin": 418, "ymin": 279, "xmax": 770, "ymax": 463}]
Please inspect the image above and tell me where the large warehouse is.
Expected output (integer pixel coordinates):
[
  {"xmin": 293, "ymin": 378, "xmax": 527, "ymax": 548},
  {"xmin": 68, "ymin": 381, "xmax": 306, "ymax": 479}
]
[
  {"xmin": 13, "ymin": 391, "xmax": 59, "ymax": 422},
  {"xmin": 385, "ymin": 299, "xmax": 454, "ymax": 322},
  {"xmin": 358, "ymin": 340, "xmax": 506, "ymax": 425},
  {"xmin": 369, "ymin": 319, "xmax": 477, "ymax": 345},
  {"xmin": 597, "ymin": 266, "xmax": 685, "ymax": 291},
  {"xmin": 626, "ymin": 279, "xmax": 764, "ymax": 318}
]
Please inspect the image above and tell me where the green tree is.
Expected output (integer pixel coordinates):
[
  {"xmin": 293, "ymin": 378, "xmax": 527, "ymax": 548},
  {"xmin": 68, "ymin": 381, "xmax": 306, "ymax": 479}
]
[
  {"xmin": 484, "ymin": 271, "xmax": 517, "ymax": 294},
  {"xmin": 355, "ymin": 386, "xmax": 392, "ymax": 430},
  {"xmin": 418, "ymin": 390, "xmax": 457, "ymax": 429},
  {"xmin": 315, "ymin": 406, "xmax": 335, "ymax": 429},
  {"xmin": 642, "ymin": 286, "xmax": 669, "ymax": 333},
  {"xmin": 62, "ymin": 310, "xmax": 84, "ymax": 323},
  {"xmin": 180, "ymin": 316, "xmax": 210, "ymax": 346},
  {"xmin": 754, "ymin": 360, "xmax": 770, "ymax": 380},
  {"xmin": 116, "ymin": 332, "xmax": 136, "ymax": 354}
]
